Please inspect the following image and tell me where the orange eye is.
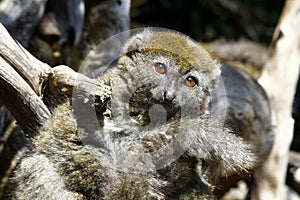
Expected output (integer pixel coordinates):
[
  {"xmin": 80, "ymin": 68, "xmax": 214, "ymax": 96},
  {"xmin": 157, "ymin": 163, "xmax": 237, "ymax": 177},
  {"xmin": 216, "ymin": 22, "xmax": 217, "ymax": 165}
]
[
  {"xmin": 153, "ymin": 62, "xmax": 166, "ymax": 74},
  {"xmin": 185, "ymin": 76, "xmax": 198, "ymax": 87}
]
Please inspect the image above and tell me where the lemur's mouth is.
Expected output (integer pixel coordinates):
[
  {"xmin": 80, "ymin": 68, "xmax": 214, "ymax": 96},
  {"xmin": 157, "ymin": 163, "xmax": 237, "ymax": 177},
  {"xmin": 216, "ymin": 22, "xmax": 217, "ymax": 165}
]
[
  {"xmin": 149, "ymin": 97, "xmax": 181, "ymax": 120},
  {"xmin": 128, "ymin": 85, "xmax": 181, "ymax": 126}
]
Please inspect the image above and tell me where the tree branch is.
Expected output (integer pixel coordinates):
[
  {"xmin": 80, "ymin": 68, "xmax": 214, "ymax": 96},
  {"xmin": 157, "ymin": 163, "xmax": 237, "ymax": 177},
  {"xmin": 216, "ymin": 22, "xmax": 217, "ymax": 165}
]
[
  {"xmin": 41, "ymin": 65, "xmax": 110, "ymax": 110},
  {"xmin": 0, "ymin": 23, "xmax": 50, "ymax": 95},
  {"xmin": 0, "ymin": 57, "xmax": 50, "ymax": 136},
  {"xmin": 0, "ymin": 23, "xmax": 106, "ymax": 137}
]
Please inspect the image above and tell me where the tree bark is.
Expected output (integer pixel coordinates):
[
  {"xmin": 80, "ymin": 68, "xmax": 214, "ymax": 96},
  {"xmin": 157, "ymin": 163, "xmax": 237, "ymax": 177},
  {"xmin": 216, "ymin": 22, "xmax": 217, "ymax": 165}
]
[
  {"xmin": 0, "ymin": 56, "xmax": 50, "ymax": 136},
  {"xmin": 0, "ymin": 23, "xmax": 50, "ymax": 95},
  {"xmin": 0, "ymin": 23, "xmax": 107, "ymax": 137},
  {"xmin": 0, "ymin": 24, "xmax": 51, "ymax": 136}
]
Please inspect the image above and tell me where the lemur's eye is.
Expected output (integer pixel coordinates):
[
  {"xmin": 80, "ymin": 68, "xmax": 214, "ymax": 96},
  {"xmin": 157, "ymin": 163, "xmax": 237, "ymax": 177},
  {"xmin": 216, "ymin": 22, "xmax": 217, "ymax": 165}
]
[
  {"xmin": 153, "ymin": 62, "xmax": 166, "ymax": 74},
  {"xmin": 185, "ymin": 76, "xmax": 198, "ymax": 87}
]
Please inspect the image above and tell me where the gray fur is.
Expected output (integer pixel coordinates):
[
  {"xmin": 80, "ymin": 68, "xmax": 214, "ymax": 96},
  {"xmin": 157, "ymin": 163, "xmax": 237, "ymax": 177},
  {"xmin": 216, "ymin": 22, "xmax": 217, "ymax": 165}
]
[{"xmin": 5, "ymin": 29, "xmax": 256, "ymax": 199}]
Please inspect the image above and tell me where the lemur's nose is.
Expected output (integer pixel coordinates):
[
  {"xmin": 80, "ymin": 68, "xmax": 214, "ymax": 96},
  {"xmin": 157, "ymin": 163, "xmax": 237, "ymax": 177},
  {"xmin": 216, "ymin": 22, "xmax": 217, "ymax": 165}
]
[{"xmin": 163, "ymin": 90, "xmax": 176, "ymax": 101}]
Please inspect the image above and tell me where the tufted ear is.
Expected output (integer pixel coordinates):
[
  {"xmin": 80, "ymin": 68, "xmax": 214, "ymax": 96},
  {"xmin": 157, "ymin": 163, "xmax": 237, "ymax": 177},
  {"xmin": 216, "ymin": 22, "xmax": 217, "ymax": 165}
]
[{"xmin": 122, "ymin": 29, "xmax": 154, "ymax": 53}]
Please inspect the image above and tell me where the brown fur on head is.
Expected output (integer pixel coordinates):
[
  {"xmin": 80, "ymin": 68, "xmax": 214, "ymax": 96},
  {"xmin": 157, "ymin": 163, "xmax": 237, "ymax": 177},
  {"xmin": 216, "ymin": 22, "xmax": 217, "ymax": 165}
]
[{"xmin": 123, "ymin": 29, "xmax": 221, "ymax": 83}]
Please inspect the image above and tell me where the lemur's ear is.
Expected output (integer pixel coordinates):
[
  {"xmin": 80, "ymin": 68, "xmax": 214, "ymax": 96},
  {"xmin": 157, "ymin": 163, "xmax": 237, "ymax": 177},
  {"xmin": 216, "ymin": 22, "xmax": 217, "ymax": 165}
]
[{"xmin": 122, "ymin": 29, "xmax": 154, "ymax": 53}]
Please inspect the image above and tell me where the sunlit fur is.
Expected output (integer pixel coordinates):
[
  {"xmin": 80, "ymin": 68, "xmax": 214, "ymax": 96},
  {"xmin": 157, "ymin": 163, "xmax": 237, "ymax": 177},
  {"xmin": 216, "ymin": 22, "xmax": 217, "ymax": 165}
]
[{"xmin": 4, "ymin": 29, "xmax": 256, "ymax": 199}]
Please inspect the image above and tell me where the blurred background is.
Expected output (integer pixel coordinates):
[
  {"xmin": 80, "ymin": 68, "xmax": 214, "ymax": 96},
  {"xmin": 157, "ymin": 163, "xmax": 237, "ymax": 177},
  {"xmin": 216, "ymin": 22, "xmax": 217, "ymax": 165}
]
[{"xmin": 130, "ymin": 0, "xmax": 285, "ymax": 45}]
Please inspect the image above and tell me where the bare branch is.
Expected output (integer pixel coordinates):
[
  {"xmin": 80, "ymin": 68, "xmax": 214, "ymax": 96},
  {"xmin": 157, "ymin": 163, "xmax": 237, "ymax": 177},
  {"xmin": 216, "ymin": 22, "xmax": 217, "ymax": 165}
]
[
  {"xmin": 0, "ymin": 57, "xmax": 50, "ymax": 136},
  {"xmin": 41, "ymin": 65, "xmax": 109, "ymax": 109},
  {"xmin": 0, "ymin": 23, "xmax": 106, "ymax": 136},
  {"xmin": 0, "ymin": 23, "xmax": 51, "ymax": 95}
]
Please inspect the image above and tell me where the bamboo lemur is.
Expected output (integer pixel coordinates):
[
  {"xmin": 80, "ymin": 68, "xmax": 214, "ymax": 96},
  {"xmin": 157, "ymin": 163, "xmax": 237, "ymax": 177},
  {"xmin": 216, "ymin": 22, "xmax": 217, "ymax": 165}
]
[{"xmin": 3, "ymin": 29, "xmax": 256, "ymax": 199}]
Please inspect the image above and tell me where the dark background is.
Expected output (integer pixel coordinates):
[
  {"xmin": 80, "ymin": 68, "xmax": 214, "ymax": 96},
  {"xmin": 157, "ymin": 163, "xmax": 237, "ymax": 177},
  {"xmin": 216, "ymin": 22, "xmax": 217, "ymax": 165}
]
[{"xmin": 130, "ymin": 0, "xmax": 285, "ymax": 45}]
